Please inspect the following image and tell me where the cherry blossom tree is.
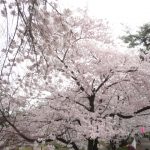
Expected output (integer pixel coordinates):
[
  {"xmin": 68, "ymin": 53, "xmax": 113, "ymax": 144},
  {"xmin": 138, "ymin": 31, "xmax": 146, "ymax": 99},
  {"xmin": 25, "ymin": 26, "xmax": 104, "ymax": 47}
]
[{"xmin": 1, "ymin": 1, "xmax": 150, "ymax": 150}]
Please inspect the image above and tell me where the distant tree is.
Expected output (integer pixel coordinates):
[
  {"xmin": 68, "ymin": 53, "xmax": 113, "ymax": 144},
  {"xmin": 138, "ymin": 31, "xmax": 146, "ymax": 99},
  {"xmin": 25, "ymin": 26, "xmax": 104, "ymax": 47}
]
[
  {"xmin": 121, "ymin": 23, "xmax": 150, "ymax": 61},
  {"xmin": 122, "ymin": 23, "xmax": 150, "ymax": 52}
]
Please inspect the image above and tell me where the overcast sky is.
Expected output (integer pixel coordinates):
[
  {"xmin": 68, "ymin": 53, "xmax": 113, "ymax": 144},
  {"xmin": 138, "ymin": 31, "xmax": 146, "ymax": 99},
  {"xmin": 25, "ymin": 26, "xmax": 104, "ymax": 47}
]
[{"xmin": 59, "ymin": 0, "xmax": 150, "ymax": 35}]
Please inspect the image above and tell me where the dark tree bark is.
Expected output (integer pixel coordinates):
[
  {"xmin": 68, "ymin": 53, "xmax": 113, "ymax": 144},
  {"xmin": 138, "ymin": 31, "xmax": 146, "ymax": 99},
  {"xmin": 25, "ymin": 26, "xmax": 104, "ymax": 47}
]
[
  {"xmin": 110, "ymin": 140, "xmax": 116, "ymax": 150},
  {"xmin": 88, "ymin": 139, "xmax": 98, "ymax": 150},
  {"xmin": 88, "ymin": 94, "xmax": 95, "ymax": 112},
  {"xmin": 93, "ymin": 138, "xmax": 98, "ymax": 150}
]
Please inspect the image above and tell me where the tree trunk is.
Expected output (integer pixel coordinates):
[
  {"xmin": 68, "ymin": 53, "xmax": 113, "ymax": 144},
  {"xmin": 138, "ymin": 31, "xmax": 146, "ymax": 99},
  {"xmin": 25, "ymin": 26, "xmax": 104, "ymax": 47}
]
[
  {"xmin": 87, "ymin": 139, "xmax": 98, "ymax": 150},
  {"xmin": 93, "ymin": 138, "xmax": 98, "ymax": 150},
  {"xmin": 71, "ymin": 142, "xmax": 79, "ymax": 150},
  {"xmin": 110, "ymin": 140, "xmax": 116, "ymax": 150}
]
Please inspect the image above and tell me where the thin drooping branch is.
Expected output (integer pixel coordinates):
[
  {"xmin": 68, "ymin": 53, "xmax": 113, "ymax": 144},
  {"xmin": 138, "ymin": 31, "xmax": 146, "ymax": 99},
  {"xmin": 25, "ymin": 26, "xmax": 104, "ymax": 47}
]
[
  {"xmin": 0, "ymin": 108, "xmax": 35, "ymax": 143},
  {"xmin": 0, "ymin": 5, "xmax": 20, "ymax": 77}
]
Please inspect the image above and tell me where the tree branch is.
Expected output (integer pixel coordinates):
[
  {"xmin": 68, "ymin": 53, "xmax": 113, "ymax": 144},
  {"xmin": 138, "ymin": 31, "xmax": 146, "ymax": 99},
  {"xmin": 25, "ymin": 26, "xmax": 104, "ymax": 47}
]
[
  {"xmin": 75, "ymin": 101, "xmax": 89, "ymax": 111},
  {"xmin": 109, "ymin": 105, "xmax": 150, "ymax": 119}
]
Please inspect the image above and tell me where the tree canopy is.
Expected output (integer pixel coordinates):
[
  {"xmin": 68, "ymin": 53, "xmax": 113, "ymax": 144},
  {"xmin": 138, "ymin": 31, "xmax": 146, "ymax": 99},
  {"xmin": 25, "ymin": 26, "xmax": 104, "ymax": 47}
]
[
  {"xmin": 121, "ymin": 23, "xmax": 150, "ymax": 61},
  {"xmin": 122, "ymin": 23, "xmax": 150, "ymax": 51}
]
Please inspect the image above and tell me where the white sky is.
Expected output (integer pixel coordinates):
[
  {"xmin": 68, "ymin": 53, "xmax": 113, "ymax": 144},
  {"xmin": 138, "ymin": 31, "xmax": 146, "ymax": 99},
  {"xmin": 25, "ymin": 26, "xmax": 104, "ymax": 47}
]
[{"xmin": 59, "ymin": 0, "xmax": 150, "ymax": 36}]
